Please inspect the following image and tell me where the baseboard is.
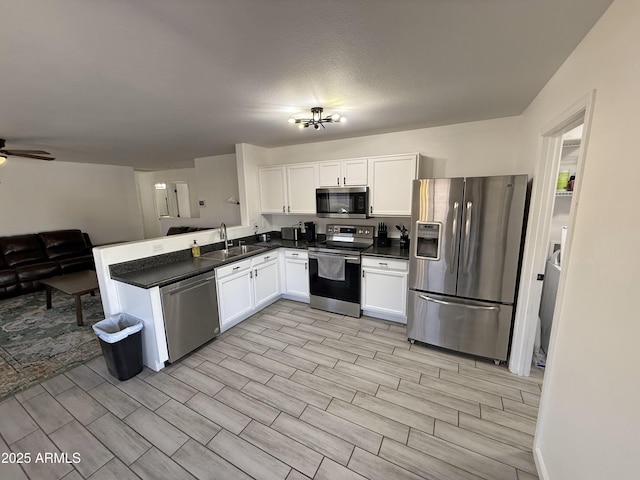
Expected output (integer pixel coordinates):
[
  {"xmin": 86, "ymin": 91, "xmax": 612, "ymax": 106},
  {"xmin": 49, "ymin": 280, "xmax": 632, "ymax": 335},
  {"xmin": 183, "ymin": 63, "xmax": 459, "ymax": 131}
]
[
  {"xmin": 533, "ymin": 446, "xmax": 549, "ymax": 480},
  {"xmin": 361, "ymin": 308, "xmax": 407, "ymax": 324},
  {"xmin": 281, "ymin": 293, "xmax": 310, "ymax": 303}
]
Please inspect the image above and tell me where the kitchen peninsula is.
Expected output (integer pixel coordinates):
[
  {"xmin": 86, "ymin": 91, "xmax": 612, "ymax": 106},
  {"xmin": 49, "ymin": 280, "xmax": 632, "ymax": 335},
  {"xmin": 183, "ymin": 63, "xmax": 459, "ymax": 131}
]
[{"xmin": 93, "ymin": 224, "xmax": 409, "ymax": 372}]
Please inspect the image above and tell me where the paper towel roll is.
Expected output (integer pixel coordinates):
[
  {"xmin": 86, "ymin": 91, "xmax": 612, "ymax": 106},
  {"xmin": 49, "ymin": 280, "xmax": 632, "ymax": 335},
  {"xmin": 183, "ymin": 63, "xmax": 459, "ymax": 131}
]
[{"xmin": 560, "ymin": 226, "xmax": 568, "ymax": 266}]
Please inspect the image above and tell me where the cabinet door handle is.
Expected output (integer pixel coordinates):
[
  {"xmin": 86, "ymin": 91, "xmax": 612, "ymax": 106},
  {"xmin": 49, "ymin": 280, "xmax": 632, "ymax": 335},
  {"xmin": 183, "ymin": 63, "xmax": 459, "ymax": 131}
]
[
  {"xmin": 362, "ymin": 270, "xmax": 365, "ymax": 278},
  {"xmin": 255, "ymin": 269, "xmax": 258, "ymax": 277},
  {"xmin": 378, "ymin": 262, "xmax": 388, "ymax": 266},
  {"xmin": 337, "ymin": 177, "xmax": 340, "ymax": 186},
  {"xmin": 370, "ymin": 206, "xmax": 373, "ymax": 214},
  {"xmin": 291, "ymin": 253, "xmax": 299, "ymax": 256},
  {"xmin": 282, "ymin": 206, "xmax": 285, "ymax": 213},
  {"xmin": 264, "ymin": 255, "xmax": 271, "ymax": 260},
  {"xmin": 343, "ymin": 176, "xmax": 346, "ymax": 185},
  {"xmin": 233, "ymin": 266, "xmax": 240, "ymax": 271},
  {"xmin": 288, "ymin": 206, "xmax": 290, "ymax": 213},
  {"xmin": 250, "ymin": 270, "xmax": 253, "ymax": 278},
  {"xmin": 304, "ymin": 262, "xmax": 307, "ymax": 270}
]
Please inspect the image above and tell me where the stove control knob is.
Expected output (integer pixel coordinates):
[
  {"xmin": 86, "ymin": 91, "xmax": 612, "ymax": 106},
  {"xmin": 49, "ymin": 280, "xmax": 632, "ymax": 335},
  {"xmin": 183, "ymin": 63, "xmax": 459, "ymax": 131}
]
[
  {"xmin": 364, "ymin": 229, "xmax": 370, "ymax": 235},
  {"xmin": 357, "ymin": 229, "xmax": 363, "ymax": 234}
]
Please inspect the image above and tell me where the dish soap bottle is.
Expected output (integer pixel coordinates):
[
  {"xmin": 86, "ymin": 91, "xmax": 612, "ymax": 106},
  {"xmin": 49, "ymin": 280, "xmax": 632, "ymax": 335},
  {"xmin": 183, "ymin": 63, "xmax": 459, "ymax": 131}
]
[{"xmin": 191, "ymin": 240, "xmax": 201, "ymax": 257}]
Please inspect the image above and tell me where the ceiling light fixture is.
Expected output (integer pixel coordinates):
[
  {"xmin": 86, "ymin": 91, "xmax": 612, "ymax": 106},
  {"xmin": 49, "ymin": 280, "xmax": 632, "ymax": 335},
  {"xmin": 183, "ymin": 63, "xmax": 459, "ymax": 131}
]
[
  {"xmin": 0, "ymin": 155, "xmax": 6, "ymax": 165},
  {"xmin": 288, "ymin": 107, "xmax": 346, "ymax": 130}
]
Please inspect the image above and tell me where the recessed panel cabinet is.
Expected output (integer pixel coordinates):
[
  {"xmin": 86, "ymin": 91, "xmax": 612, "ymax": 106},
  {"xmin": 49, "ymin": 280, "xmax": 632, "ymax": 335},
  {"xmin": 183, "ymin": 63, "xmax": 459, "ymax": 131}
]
[
  {"xmin": 281, "ymin": 249, "xmax": 309, "ymax": 300},
  {"xmin": 318, "ymin": 158, "xmax": 368, "ymax": 187},
  {"xmin": 216, "ymin": 252, "xmax": 281, "ymax": 331},
  {"xmin": 252, "ymin": 253, "xmax": 280, "ymax": 309},
  {"xmin": 361, "ymin": 256, "xmax": 408, "ymax": 323},
  {"xmin": 368, "ymin": 154, "xmax": 418, "ymax": 216},
  {"xmin": 259, "ymin": 164, "xmax": 318, "ymax": 214},
  {"xmin": 216, "ymin": 260, "xmax": 254, "ymax": 331}
]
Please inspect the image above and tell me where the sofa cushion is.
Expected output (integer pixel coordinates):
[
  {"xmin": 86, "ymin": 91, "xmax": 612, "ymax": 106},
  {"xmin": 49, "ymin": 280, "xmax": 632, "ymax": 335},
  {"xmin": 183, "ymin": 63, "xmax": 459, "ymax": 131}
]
[
  {"xmin": 15, "ymin": 262, "xmax": 61, "ymax": 282},
  {"xmin": 0, "ymin": 269, "xmax": 18, "ymax": 287},
  {"xmin": 59, "ymin": 255, "xmax": 95, "ymax": 274},
  {"xmin": 0, "ymin": 268, "xmax": 20, "ymax": 299},
  {"xmin": 39, "ymin": 229, "xmax": 91, "ymax": 261},
  {"xmin": 0, "ymin": 234, "xmax": 48, "ymax": 267}
]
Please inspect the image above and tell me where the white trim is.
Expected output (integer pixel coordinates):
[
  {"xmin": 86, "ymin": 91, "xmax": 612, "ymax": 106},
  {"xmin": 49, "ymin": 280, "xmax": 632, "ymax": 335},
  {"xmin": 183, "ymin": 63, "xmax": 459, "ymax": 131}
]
[
  {"xmin": 509, "ymin": 90, "xmax": 596, "ymax": 376},
  {"xmin": 534, "ymin": 445, "xmax": 550, "ymax": 480}
]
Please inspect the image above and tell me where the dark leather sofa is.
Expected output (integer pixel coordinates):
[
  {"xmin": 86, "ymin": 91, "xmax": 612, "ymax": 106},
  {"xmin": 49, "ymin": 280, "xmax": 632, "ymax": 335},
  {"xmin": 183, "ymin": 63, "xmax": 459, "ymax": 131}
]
[{"xmin": 0, "ymin": 229, "xmax": 94, "ymax": 299}]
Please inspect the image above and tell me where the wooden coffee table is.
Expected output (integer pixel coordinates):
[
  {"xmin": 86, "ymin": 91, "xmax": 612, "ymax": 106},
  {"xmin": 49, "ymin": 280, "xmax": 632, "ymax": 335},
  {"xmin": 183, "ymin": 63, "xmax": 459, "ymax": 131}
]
[{"xmin": 40, "ymin": 270, "xmax": 99, "ymax": 326}]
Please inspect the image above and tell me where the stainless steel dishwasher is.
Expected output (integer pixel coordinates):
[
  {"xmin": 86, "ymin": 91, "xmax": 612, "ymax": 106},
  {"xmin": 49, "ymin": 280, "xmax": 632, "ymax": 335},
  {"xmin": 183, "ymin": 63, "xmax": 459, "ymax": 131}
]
[{"xmin": 160, "ymin": 271, "xmax": 220, "ymax": 362}]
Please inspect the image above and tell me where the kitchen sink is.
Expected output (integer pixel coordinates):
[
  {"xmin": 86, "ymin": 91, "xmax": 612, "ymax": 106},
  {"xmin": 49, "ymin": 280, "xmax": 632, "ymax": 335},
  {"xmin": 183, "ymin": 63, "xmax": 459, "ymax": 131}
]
[{"xmin": 200, "ymin": 244, "xmax": 267, "ymax": 261}]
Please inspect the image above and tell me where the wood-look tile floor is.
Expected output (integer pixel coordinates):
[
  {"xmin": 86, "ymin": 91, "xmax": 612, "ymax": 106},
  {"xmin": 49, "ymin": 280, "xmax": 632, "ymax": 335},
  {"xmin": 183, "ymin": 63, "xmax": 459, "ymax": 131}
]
[{"xmin": 0, "ymin": 300, "xmax": 544, "ymax": 480}]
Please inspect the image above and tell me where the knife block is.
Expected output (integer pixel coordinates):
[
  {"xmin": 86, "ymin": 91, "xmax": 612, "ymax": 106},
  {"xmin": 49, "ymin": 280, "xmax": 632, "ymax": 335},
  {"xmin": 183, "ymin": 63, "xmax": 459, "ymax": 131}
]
[{"xmin": 377, "ymin": 232, "xmax": 389, "ymax": 247}]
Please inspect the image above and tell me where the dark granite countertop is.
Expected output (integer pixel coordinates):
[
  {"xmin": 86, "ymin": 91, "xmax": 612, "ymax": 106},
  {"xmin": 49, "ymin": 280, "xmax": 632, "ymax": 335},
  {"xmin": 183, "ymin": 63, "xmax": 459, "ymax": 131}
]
[
  {"xmin": 362, "ymin": 240, "xmax": 410, "ymax": 260},
  {"xmin": 111, "ymin": 243, "xmax": 281, "ymax": 289},
  {"xmin": 254, "ymin": 238, "xmax": 322, "ymax": 250},
  {"xmin": 111, "ymin": 233, "xmax": 408, "ymax": 289},
  {"xmin": 111, "ymin": 257, "xmax": 221, "ymax": 289}
]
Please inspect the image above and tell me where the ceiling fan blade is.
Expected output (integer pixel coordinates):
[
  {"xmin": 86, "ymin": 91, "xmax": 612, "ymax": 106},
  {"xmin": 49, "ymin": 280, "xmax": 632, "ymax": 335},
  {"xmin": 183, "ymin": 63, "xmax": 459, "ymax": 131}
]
[
  {"xmin": 2, "ymin": 149, "xmax": 52, "ymax": 155},
  {"xmin": 5, "ymin": 152, "xmax": 55, "ymax": 161}
]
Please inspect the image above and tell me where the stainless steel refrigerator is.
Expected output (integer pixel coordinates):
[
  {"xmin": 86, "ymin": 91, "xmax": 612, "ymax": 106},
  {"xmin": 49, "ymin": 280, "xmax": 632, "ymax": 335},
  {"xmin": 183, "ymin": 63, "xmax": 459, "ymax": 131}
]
[{"xmin": 407, "ymin": 175, "xmax": 528, "ymax": 362}]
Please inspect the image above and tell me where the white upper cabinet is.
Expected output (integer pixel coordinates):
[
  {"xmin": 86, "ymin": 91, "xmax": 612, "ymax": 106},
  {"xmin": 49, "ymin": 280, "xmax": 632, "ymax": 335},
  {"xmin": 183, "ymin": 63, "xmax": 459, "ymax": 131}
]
[
  {"xmin": 259, "ymin": 163, "xmax": 318, "ymax": 214},
  {"xmin": 318, "ymin": 158, "xmax": 368, "ymax": 187},
  {"xmin": 286, "ymin": 163, "xmax": 318, "ymax": 214},
  {"xmin": 258, "ymin": 166, "xmax": 287, "ymax": 214},
  {"xmin": 368, "ymin": 154, "xmax": 418, "ymax": 216}
]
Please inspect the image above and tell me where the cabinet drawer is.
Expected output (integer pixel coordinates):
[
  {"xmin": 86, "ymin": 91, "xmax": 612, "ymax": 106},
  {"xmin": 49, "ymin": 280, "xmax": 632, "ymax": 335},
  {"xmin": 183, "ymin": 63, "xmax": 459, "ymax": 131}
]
[
  {"xmin": 362, "ymin": 256, "xmax": 408, "ymax": 272},
  {"xmin": 216, "ymin": 259, "xmax": 251, "ymax": 279},
  {"xmin": 283, "ymin": 249, "xmax": 308, "ymax": 260},
  {"xmin": 251, "ymin": 251, "xmax": 278, "ymax": 267}
]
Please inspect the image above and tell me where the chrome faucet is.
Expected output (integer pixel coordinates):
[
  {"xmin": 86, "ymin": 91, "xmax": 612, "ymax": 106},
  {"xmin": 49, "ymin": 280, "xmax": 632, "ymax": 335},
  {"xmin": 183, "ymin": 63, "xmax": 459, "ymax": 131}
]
[{"xmin": 220, "ymin": 222, "xmax": 232, "ymax": 250}]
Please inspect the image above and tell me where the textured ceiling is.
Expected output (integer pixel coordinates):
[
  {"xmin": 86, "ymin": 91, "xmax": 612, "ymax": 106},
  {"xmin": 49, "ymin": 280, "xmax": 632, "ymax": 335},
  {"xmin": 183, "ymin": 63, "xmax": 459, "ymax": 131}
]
[{"xmin": 0, "ymin": 0, "xmax": 613, "ymax": 170}]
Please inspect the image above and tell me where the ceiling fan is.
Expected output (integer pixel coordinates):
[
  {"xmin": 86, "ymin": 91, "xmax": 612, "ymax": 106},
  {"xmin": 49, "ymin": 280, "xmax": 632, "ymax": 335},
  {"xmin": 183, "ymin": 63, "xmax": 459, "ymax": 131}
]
[{"xmin": 0, "ymin": 138, "xmax": 55, "ymax": 161}]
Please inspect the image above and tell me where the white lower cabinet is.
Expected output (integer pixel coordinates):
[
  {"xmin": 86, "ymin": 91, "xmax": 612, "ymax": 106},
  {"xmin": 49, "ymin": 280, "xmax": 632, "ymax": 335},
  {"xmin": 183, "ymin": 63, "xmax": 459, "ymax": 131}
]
[
  {"xmin": 216, "ymin": 259, "xmax": 254, "ymax": 331},
  {"xmin": 252, "ymin": 252, "xmax": 280, "ymax": 309},
  {"xmin": 281, "ymin": 249, "xmax": 309, "ymax": 300},
  {"xmin": 216, "ymin": 251, "xmax": 281, "ymax": 332},
  {"xmin": 361, "ymin": 256, "xmax": 408, "ymax": 323}
]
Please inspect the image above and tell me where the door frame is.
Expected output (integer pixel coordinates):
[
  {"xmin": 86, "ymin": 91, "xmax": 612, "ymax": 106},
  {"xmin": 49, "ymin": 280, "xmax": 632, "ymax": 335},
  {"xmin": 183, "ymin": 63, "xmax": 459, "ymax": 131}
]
[{"xmin": 509, "ymin": 90, "xmax": 596, "ymax": 376}]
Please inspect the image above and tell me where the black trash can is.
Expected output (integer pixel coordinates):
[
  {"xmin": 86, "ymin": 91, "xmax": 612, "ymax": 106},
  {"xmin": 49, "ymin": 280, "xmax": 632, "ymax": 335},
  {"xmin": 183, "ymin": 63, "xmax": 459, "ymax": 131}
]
[{"xmin": 92, "ymin": 313, "xmax": 144, "ymax": 381}]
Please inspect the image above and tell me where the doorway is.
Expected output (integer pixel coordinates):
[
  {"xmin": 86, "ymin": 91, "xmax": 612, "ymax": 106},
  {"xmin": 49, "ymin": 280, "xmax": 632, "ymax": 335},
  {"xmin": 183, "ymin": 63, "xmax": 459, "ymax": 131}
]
[
  {"xmin": 534, "ymin": 123, "xmax": 583, "ymax": 367},
  {"xmin": 509, "ymin": 91, "xmax": 596, "ymax": 377}
]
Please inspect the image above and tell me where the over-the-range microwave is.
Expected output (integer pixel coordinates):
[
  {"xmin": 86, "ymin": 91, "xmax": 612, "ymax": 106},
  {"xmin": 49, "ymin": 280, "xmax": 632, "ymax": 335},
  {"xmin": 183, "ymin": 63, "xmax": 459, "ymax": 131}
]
[{"xmin": 316, "ymin": 186, "xmax": 369, "ymax": 219}]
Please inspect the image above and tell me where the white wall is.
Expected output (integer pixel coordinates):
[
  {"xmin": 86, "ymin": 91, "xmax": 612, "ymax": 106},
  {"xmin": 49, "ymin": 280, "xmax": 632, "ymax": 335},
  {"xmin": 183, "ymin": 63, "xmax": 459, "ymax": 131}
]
[
  {"xmin": 194, "ymin": 153, "xmax": 241, "ymax": 228},
  {"xmin": 517, "ymin": 0, "xmax": 639, "ymax": 478},
  {"xmin": 135, "ymin": 168, "xmax": 201, "ymax": 238},
  {"xmin": 0, "ymin": 159, "xmax": 142, "ymax": 244},
  {"xmin": 265, "ymin": 116, "xmax": 523, "ymax": 178}
]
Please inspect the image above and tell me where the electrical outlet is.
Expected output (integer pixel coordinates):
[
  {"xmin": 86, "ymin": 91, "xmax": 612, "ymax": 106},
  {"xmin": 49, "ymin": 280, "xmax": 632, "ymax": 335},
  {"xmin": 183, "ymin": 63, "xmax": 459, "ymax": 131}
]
[{"xmin": 198, "ymin": 200, "xmax": 206, "ymax": 207}]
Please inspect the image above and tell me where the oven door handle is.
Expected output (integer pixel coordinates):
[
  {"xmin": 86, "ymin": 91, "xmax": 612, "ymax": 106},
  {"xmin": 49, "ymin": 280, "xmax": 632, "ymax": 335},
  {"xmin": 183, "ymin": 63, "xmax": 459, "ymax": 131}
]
[{"xmin": 308, "ymin": 252, "xmax": 361, "ymax": 264}]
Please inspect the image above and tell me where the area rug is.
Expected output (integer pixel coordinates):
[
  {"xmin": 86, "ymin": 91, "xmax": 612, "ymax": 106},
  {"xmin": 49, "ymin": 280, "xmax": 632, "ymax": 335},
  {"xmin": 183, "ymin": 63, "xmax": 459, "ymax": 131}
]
[{"xmin": 0, "ymin": 290, "xmax": 104, "ymax": 400}]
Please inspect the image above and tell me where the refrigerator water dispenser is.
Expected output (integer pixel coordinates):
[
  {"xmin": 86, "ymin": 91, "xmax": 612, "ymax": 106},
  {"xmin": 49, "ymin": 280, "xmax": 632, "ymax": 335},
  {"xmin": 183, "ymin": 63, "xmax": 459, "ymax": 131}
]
[{"xmin": 415, "ymin": 222, "xmax": 441, "ymax": 260}]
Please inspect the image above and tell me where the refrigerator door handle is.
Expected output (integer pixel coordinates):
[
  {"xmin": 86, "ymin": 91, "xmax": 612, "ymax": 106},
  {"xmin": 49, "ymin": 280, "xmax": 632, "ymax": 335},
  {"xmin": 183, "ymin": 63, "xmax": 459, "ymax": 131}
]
[
  {"xmin": 451, "ymin": 201, "xmax": 459, "ymax": 273},
  {"xmin": 418, "ymin": 294, "xmax": 499, "ymax": 311},
  {"xmin": 463, "ymin": 201, "xmax": 473, "ymax": 271}
]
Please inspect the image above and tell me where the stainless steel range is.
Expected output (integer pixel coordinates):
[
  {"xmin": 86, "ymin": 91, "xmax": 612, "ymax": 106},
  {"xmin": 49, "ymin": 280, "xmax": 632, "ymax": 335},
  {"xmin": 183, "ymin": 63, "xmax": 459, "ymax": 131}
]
[{"xmin": 308, "ymin": 224, "xmax": 374, "ymax": 317}]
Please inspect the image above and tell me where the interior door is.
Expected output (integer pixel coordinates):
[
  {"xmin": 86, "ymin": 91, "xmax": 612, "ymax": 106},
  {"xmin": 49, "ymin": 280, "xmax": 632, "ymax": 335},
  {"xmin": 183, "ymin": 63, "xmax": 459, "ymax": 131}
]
[
  {"xmin": 456, "ymin": 175, "xmax": 528, "ymax": 303},
  {"xmin": 408, "ymin": 178, "xmax": 464, "ymax": 296}
]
